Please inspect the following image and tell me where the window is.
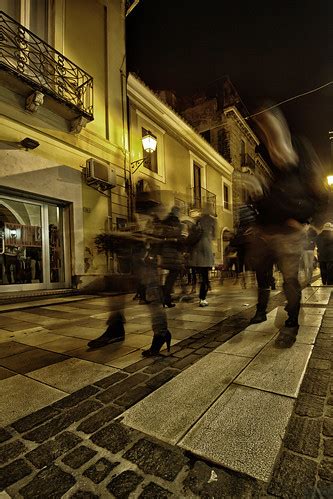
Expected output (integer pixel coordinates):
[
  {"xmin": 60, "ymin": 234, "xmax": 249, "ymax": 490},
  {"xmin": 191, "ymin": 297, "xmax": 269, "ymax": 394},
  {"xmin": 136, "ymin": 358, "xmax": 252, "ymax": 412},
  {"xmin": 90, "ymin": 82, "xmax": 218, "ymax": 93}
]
[
  {"xmin": 223, "ymin": 184, "xmax": 230, "ymax": 210},
  {"xmin": 1, "ymin": 0, "xmax": 49, "ymax": 41},
  {"xmin": 142, "ymin": 127, "xmax": 158, "ymax": 173},
  {"xmin": 193, "ymin": 163, "xmax": 202, "ymax": 208},
  {"xmin": 29, "ymin": 0, "xmax": 49, "ymax": 41},
  {"xmin": 240, "ymin": 139, "xmax": 246, "ymax": 166}
]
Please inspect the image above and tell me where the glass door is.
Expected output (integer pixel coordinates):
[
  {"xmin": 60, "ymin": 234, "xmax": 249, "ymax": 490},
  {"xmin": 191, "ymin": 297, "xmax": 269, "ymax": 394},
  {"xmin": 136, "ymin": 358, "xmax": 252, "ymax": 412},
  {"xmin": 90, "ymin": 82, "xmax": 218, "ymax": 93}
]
[{"xmin": 0, "ymin": 195, "xmax": 70, "ymax": 291}]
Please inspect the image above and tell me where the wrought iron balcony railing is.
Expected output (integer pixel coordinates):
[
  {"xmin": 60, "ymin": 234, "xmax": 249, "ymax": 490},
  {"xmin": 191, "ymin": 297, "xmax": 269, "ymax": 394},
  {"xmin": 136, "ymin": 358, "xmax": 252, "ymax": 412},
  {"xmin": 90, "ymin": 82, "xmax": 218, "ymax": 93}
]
[
  {"xmin": 0, "ymin": 11, "xmax": 93, "ymax": 121},
  {"xmin": 188, "ymin": 187, "xmax": 217, "ymax": 215},
  {"xmin": 240, "ymin": 153, "xmax": 256, "ymax": 171}
]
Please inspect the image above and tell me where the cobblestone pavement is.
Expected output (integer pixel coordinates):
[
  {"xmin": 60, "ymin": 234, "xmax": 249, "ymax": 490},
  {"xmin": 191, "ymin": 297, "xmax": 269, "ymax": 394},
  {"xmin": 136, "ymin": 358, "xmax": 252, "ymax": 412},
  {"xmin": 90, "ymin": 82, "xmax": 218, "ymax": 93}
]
[{"xmin": 1, "ymin": 279, "xmax": 333, "ymax": 498}]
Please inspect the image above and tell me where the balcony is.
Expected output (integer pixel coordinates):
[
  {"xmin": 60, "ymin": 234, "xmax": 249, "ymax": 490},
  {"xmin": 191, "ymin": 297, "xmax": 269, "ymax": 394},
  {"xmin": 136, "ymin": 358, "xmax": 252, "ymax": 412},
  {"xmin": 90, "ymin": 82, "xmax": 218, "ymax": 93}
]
[
  {"xmin": 0, "ymin": 11, "xmax": 93, "ymax": 129},
  {"xmin": 240, "ymin": 153, "xmax": 256, "ymax": 172},
  {"xmin": 188, "ymin": 187, "xmax": 217, "ymax": 215}
]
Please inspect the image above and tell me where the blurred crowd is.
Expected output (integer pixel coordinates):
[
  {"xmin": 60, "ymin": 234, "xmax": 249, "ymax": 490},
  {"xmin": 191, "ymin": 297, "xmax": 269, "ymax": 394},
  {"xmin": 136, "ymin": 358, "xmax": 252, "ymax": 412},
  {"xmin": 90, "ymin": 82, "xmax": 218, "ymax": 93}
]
[{"xmin": 89, "ymin": 106, "xmax": 330, "ymax": 353}]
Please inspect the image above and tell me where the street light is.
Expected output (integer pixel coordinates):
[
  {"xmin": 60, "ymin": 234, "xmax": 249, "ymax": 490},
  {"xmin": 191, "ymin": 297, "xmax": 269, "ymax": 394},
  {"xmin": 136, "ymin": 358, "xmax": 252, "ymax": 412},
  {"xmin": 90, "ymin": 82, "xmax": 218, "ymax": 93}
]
[
  {"xmin": 327, "ymin": 175, "xmax": 333, "ymax": 187},
  {"xmin": 131, "ymin": 130, "xmax": 157, "ymax": 173}
]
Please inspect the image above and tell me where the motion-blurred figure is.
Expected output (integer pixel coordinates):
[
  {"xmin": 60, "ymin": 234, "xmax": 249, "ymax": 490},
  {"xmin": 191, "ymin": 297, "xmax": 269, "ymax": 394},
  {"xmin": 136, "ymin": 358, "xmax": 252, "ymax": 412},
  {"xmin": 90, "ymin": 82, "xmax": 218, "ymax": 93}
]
[
  {"xmin": 302, "ymin": 224, "xmax": 318, "ymax": 286},
  {"xmin": 160, "ymin": 206, "xmax": 184, "ymax": 308},
  {"xmin": 317, "ymin": 222, "xmax": 333, "ymax": 285},
  {"xmin": 247, "ymin": 107, "xmax": 326, "ymax": 347},
  {"xmin": 188, "ymin": 203, "xmax": 216, "ymax": 307},
  {"xmin": 88, "ymin": 189, "xmax": 171, "ymax": 357}
]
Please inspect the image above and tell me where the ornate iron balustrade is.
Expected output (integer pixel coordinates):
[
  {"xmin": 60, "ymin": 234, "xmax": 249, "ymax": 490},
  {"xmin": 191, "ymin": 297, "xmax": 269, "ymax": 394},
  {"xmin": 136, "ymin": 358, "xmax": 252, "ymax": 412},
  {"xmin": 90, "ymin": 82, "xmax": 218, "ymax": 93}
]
[
  {"xmin": 240, "ymin": 153, "xmax": 256, "ymax": 171},
  {"xmin": 0, "ymin": 11, "xmax": 93, "ymax": 120},
  {"xmin": 188, "ymin": 187, "xmax": 217, "ymax": 215}
]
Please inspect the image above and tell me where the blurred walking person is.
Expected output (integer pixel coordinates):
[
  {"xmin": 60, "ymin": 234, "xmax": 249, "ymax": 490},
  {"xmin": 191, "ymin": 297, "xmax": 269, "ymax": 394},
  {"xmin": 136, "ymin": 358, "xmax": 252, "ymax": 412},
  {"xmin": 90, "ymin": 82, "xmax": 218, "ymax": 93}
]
[
  {"xmin": 88, "ymin": 189, "xmax": 172, "ymax": 357},
  {"xmin": 302, "ymin": 224, "xmax": 318, "ymax": 286},
  {"xmin": 160, "ymin": 206, "xmax": 185, "ymax": 307},
  {"xmin": 189, "ymin": 204, "xmax": 216, "ymax": 307},
  {"xmin": 317, "ymin": 222, "xmax": 333, "ymax": 285},
  {"xmin": 247, "ymin": 107, "xmax": 327, "ymax": 347}
]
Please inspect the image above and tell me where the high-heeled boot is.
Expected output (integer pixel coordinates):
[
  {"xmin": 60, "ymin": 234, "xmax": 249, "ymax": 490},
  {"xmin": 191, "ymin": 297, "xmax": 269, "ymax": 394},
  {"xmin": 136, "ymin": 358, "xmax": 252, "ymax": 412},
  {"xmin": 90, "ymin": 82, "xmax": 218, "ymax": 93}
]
[
  {"xmin": 88, "ymin": 313, "xmax": 125, "ymax": 348},
  {"xmin": 142, "ymin": 330, "xmax": 171, "ymax": 357}
]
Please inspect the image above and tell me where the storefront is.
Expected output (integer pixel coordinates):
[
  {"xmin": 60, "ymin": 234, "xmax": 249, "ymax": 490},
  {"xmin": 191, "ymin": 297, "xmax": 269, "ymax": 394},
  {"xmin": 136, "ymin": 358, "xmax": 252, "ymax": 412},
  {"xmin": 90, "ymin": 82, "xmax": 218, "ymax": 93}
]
[{"xmin": 0, "ymin": 193, "xmax": 71, "ymax": 292}]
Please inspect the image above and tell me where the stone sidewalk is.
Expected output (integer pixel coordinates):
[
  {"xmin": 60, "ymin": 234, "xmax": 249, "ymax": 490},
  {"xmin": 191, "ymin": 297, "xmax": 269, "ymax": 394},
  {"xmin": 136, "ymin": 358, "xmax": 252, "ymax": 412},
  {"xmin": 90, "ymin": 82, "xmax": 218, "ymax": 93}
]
[{"xmin": 1, "ymin": 280, "xmax": 333, "ymax": 497}]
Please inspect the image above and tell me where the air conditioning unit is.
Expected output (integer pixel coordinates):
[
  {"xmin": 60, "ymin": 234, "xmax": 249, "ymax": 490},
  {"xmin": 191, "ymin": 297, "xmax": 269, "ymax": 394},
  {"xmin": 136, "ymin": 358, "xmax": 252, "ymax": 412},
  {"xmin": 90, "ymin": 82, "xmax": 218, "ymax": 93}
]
[{"xmin": 86, "ymin": 159, "xmax": 117, "ymax": 190}]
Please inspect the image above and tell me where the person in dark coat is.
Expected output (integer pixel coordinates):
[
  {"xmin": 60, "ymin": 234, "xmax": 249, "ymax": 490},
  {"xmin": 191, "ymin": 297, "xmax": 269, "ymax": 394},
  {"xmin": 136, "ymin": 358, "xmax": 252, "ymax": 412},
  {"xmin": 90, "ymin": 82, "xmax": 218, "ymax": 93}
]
[
  {"xmin": 246, "ymin": 107, "xmax": 327, "ymax": 347},
  {"xmin": 88, "ymin": 190, "xmax": 172, "ymax": 357},
  {"xmin": 302, "ymin": 224, "xmax": 318, "ymax": 286},
  {"xmin": 189, "ymin": 203, "xmax": 216, "ymax": 307},
  {"xmin": 316, "ymin": 222, "xmax": 333, "ymax": 285},
  {"xmin": 160, "ymin": 206, "xmax": 185, "ymax": 307}
]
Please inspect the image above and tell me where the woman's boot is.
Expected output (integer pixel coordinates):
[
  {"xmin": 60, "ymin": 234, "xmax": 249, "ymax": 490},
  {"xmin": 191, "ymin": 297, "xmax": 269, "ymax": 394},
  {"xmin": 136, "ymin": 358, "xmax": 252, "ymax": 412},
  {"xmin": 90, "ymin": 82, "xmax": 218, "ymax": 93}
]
[
  {"xmin": 250, "ymin": 288, "xmax": 270, "ymax": 324},
  {"xmin": 142, "ymin": 330, "xmax": 171, "ymax": 357},
  {"xmin": 88, "ymin": 312, "xmax": 125, "ymax": 348}
]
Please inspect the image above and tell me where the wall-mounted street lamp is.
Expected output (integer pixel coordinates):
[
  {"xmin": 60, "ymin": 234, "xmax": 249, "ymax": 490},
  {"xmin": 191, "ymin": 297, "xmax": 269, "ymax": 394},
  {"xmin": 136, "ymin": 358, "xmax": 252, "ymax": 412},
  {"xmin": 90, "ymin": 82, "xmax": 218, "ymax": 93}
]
[
  {"xmin": 131, "ymin": 130, "xmax": 157, "ymax": 173},
  {"xmin": 327, "ymin": 175, "xmax": 333, "ymax": 187}
]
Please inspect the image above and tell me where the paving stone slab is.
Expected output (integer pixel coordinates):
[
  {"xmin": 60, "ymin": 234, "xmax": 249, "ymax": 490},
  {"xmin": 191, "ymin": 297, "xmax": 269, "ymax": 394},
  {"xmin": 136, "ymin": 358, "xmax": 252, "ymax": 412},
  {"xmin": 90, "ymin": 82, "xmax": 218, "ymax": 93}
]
[
  {"xmin": 53, "ymin": 385, "xmax": 100, "ymax": 409},
  {"xmin": 0, "ymin": 428, "xmax": 12, "ymax": 443},
  {"xmin": 284, "ymin": 415, "xmax": 322, "ymax": 457},
  {"xmin": 0, "ymin": 439, "xmax": 26, "ymax": 465},
  {"xmin": 234, "ymin": 340, "xmax": 313, "ymax": 397},
  {"xmin": 13, "ymin": 329, "xmax": 63, "ymax": 347},
  {"xmin": 300, "ymin": 369, "xmax": 330, "ymax": 396},
  {"xmin": 122, "ymin": 352, "xmax": 249, "ymax": 445},
  {"xmin": 62, "ymin": 445, "xmax": 97, "ymax": 469},
  {"xmin": 27, "ymin": 358, "xmax": 117, "ymax": 393},
  {"xmin": 182, "ymin": 459, "xmax": 263, "ymax": 498},
  {"xmin": 106, "ymin": 470, "xmax": 144, "ymax": 498},
  {"xmin": 295, "ymin": 325, "xmax": 320, "ymax": 345},
  {"xmin": 0, "ymin": 458, "xmax": 32, "ymax": 491},
  {"xmin": 295, "ymin": 393, "xmax": 325, "ymax": 417},
  {"xmin": 90, "ymin": 421, "xmax": 133, "ymax": 453},
  {"xmin": 25, "ymin": 431, "xmax": 81, "ymax": 468},
  {"xmin": 139, "ymin": 482, "xmax": 173, "ymax": 498},
  {"xmin": 11, "ymin": 405, "xmax": 60, "ymax": 433},
  {"xmin": 18, "ymin": 464, "xmax": 76, "ymax": 498},
  {"xmin": 0, "ymin": 375, "xmax": 65, "ymax": 427},
  {"xmin": 77, "ymin": 405, "xmax": 122, "ymax": 434},
  {"xmin": 25, "ymin": 399, "xmax": 102, "ymax": 443},
  {"xmin": 318, "ymin": 459, "xmax": 333, "ymax": 481},
  {"xmin": 83, "ymin": 457, "xmax": 119, "ymax": 484},
  {"xmin": 35, "ymin": 336, "xmax": 87, "ymax": 352},
  {"xmin": 0, "ymin": 366, "xmax": 16, "ymax": 380},
  {"xmin": 0, "ymin": 341, "xmax": 33, "ymax": 358},
  {"xmin": 268, "ymin": 450, "xmax": 318, "ymax": 498},
  {"xmin": 214, "ymin": 328, "xmax": 276, "ymax": 358},
  {"xmin": 124, "ymin": 438, "xmax": 188, "ymax": 481},
  {"xmin": 0, "ymin": 348, "xmax": 68, "ymax": 374},
  {"xmin": 300, "ymin": 307, "xmax": 326, "ymax": 315},
  {"xmin": 70, "ymin": 491, "xmax": 100, "ymax": 499},
  {"xmin": 180, "ymin": 384, "xmax": 294, "ymax": 482}
]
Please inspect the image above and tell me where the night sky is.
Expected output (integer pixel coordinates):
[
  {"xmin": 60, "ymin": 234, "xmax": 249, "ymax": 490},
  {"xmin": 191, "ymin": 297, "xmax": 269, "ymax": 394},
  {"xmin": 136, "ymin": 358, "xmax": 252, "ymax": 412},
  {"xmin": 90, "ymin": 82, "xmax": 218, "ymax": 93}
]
[{"xmin": 126, "ymin": 0, "xmax": 332, "ymax": 168}]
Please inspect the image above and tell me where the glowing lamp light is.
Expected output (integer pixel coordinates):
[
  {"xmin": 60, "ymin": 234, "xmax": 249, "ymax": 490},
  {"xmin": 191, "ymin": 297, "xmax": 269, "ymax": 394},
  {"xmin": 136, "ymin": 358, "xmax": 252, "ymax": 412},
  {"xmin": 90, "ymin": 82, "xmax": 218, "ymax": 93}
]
[
  {"xmin": 142, "ymin": 131, "xmax": 157, "ymax": 153},
  {"xmin": 10, "ymin": 229, "xmax": 17, "ymax": 238},
  {"xmin": 327, "ymin": 175, "xmax": 333, "ymax": 187}
]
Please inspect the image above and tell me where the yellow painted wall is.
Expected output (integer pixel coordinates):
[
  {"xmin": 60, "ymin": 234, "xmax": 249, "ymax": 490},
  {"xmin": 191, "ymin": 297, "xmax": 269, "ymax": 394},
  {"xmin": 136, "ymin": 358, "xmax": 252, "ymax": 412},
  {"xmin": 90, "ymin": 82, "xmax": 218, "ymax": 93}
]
[{"xmin": 65, "ymin": 0, "xmax": 107, "ymax": 139}]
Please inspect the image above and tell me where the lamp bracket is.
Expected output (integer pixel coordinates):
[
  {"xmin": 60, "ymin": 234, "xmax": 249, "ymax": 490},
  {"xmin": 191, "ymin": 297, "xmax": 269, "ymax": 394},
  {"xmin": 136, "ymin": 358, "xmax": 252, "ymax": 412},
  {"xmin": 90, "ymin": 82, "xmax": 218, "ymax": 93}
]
[{"xmin": 131, "ymin": 157, "xmax": 151, "ymax": 174}]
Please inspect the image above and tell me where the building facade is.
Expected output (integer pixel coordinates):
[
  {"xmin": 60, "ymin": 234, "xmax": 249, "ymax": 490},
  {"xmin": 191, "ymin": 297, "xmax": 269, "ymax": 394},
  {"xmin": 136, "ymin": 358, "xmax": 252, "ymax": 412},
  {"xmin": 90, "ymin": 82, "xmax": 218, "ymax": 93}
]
[
  {"xmin": 0, "ymin": 0, "xmax": 128, "ymax": 294},
  {"xmin": 180, "ymin": 79, "xmax": 271, "ymax": 228},
  {"xmin": 127, "ymin": 74, "xmax": 234, "ymax": 265}
]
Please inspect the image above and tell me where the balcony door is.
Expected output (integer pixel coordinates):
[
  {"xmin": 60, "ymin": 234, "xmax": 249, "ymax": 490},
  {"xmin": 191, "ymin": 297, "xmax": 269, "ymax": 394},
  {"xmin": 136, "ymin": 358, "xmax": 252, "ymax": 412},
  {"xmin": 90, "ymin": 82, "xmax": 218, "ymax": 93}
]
[
  {"xmin": 0, "ymin": 195, "xmax": 70, "ymax": 292},
  {"xmin": 193, "ymin": 163, "xmax": 202, "ymax": 209}
]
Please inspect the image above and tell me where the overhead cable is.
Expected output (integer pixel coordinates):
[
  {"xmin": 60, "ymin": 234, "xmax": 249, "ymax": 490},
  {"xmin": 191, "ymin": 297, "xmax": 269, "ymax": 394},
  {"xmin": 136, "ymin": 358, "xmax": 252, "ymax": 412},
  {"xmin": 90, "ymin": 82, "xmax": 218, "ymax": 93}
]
[{"xmin": 245, "ymin": 80, "xmax": 333, "ymax": 119}]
